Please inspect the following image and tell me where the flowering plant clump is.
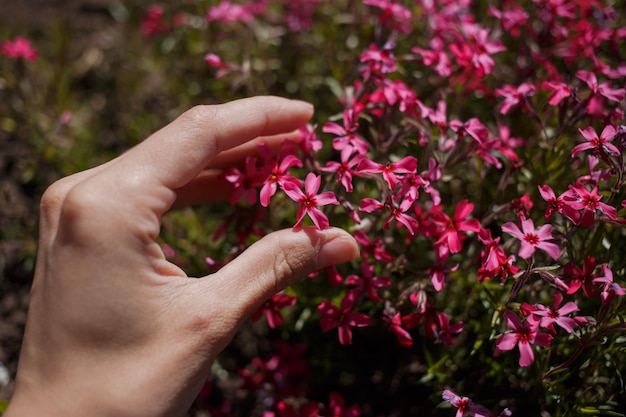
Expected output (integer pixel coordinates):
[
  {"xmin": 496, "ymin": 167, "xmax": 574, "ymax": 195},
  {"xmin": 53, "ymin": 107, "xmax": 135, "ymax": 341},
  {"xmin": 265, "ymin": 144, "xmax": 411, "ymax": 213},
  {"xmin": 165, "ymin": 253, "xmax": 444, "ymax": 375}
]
[{"xmin": 2, "ymin": 0, "xmax": 626, "ymax": 416}]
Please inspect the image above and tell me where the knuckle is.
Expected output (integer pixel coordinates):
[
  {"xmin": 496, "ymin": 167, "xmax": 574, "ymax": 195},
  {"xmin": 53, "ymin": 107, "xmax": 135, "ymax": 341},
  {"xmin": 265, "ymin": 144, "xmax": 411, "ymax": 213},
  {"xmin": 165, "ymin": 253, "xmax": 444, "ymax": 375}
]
[
  {"xmin": 179, "ymin": 104, "xmax": 219, "ymax": 130},
  {"xmin": 55, "ymin": 183, "xmax": 107, "ymax": 244},
  {"xmin": 40, "ymin": 178, "xmax": 74, "ymax": 218}
]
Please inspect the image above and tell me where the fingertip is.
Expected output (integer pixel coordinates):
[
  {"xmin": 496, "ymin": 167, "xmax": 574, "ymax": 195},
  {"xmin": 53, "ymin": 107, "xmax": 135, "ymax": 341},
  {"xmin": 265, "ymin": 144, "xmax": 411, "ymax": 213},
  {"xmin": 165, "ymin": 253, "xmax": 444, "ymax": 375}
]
[
  {"xmin": 316, "ymin": 228, "xmax": 359, "ymax": 269},
  {"xmin": 288, "ymin": 99, "xmax": 314, "ymax": 114}
]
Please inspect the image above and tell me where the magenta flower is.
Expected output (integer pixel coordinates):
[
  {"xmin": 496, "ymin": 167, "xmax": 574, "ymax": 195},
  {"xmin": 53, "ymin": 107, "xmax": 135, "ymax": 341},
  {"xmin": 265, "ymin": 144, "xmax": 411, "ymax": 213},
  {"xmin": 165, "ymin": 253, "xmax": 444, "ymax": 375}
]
[
  {"xmin": 541, "ymin": 80, "xmax": 573, "ymax": 106},
  {"xmin": 432, "ymin": 313, "xmax": 463, "ymax": 346},
  {"xmin": 429, "ymin": 261, "xmax": 460, "ymax": 292},
  {"xmin": 522, "ymin": 292, "xmax": 582, "ymax": 334},
  {"xmin": 449, "ymin": 24, "xmax": 506, "ymax": 76},
  {"xmin": 495, "ymin": 82, "xmax": 536, "ymax": 115},
  {"xmin": 501, "ymin": 218, "xmax": 561, "ymax": 260},
  {"xmin": 496, "ymin": 311, "xmax": 553, "ymax": 367},
  {"xmin": 345, "ymin": 262, "xmax": 391, "ymax": 302},
  {"xmin": 357, "ymin": 155, "xmax": 418, "ymax": 190},
  {"xmin": 204, "ymin": 52, "xmax": 228, "ymax": 69},
  {"xmin": 205, "ymin": 0, "xmax": 266, "ymax": 24},
  {"xmin": 321, "ymin": 146, "xmax": 365, "ymax": 193},
  {"xmin": 322, "ymin": 108, "xmax": 369, "ymax": 153},
  {"xmin": 571, "ymin": 125, "xmax": 619, "ymax": 158},
  {"xmin": 383, "ymin": 312, "xmax": 413, "ymax": 347},
  {"xmin": 412, "ymin": 44, "xmax": 452, "ymax": 77},
  {"xmin": 566, "ymin": 184, "xmax": 618, "ymax": 227},
  {"xmin": 283, "ymin": 173, "xmax": 339, "ymax": 230},
  {"xmin": 1, "ymin": 36, "xmax": 37, "ymax": 61},
  {"xmin": 576, "ymin": 70, "xmax": 626, "ymax": 103},
  {"xmin": 441, "ymin": 389, "xmax": 494, "ymax": 417},
  {"xmin": 564, "ymin": 256, "xmax": 599, "ymax": 298},
  {"xmin": 140, "ymin": 5, "xmax": 169, "ymax": 38},
  {"xmin": 360, "ymin": 41, "xmax": 398, "ymax": 76},
  {"xmin": 449, "ymin": 117, "xmax": 489, "ymax": 144},
  {"xmin": 328, "ymin": 392, "xmax": 362, "ymax": 417},
  {"xmin": 593, "ymin": 264, "xmax": 626, "ymax": 302},
  {"xmin": 223, "ymin": 156, "xmax": 264, "ymax": 205},
  {"xmin": 259, "ymin": 153, "xmax": 302, "ymax": 207},
  {"xmin": 359, "ymin": 195, "xmax": 419, "ymax": 235},
  {"xmin": 352, "ymin": 230, "xmax": 394, "ymax": 263},
  {"xmin": 317, "ymin": 291, "xmax": 372, "ymax": 345},
  {"xmin": 363, "ymin": 0, "xmax": 412, "ymax": 34},
  {"xmin": 488, "ymin": 4, "xmax": 529, "ymax": 37},
  {"xmin": 251, "ymin": 293, "xmax": 297, "ymax": 329},
  {"xmin": 433, "ymin": 200, "xmax": 481, "ymax": 254},
  {"xmin": 537, "ymin": 185, "xmax": 579, "ymax": 223}
]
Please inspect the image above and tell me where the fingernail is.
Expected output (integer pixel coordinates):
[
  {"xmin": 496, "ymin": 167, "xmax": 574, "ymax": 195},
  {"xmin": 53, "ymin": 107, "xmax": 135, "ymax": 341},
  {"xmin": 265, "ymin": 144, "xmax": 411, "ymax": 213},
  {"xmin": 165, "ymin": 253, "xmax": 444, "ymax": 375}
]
[{"xmin": 317, "ymin": 232, "xmax": 359, "ymax": 269}]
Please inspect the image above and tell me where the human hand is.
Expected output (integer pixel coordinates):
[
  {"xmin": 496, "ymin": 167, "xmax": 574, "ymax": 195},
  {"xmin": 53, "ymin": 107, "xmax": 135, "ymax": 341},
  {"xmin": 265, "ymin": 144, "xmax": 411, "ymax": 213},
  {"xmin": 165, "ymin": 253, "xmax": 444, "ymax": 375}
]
[{"xmin": 4, "ymin": 97, "xmax": 358, "ymax": 417}]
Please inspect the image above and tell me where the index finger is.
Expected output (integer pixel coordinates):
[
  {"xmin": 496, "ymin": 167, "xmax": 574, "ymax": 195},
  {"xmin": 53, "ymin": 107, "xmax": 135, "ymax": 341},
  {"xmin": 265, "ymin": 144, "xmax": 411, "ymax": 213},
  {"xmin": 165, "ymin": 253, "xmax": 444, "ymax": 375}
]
[
  {"xmin": 119, "ymin": 96, "xmax": 313, "ymax": 192},
  {"xmin": 53, "ymin": 97, "xmax": 313, "ymax": 245}
]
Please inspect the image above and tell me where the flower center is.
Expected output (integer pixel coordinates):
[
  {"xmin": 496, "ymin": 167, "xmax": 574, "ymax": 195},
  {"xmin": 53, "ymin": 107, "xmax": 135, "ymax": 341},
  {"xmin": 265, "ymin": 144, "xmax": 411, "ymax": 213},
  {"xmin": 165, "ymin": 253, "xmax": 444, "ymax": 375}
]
[
  {"xmin": 301, "ymin": 194, "xmax": 317, "ymax": 208},
  {"xmin": 524, "ymin": 233, "xmax": 539, "ymax": 245}
]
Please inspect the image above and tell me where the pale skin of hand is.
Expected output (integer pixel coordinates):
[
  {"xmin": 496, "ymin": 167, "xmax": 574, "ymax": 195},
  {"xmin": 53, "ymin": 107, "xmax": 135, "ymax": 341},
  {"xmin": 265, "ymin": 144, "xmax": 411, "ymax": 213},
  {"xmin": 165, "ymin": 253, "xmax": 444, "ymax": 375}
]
[{"xmin": 4, "ymin": 96, "xmax": 359, "ymax": 417}]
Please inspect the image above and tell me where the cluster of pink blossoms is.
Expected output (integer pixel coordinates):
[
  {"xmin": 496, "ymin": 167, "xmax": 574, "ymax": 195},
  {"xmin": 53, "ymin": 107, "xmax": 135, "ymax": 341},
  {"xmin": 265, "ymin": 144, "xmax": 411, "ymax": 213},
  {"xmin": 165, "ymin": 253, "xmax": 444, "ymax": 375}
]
[
  {"xmin": 1, "ymin": 36, "xmax": 37, "ymax": 61},
  {"xmin": 138, "ymin": 0, "xmax": 626, "ymax": 414}
]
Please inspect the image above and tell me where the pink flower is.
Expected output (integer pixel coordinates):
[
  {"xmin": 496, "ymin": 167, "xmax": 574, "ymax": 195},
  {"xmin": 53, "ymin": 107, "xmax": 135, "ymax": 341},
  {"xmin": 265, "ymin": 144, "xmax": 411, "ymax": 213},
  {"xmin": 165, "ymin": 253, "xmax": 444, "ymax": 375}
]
[
  {"xmin": 360, "ymin": 41, "xmax": 398, "ymax": 76},
  {"xmin": 495, "ymin": 82, "xmax": 536, "ymax": 115},
  {"xmin": 432, "ymin": 313, "xmax": 463, "ymax": 346},
  {"xmin": 450, "ymin": 24, "xmax": 506, "ymax": 76},
  {"xmin": 383, "ymin": 311, "xmax": 413, "ymax": 347},
  {"xmin": 280, "ymin": 0, "xmax": 321, "ymax": 32},
  {"xmin": 522, "ymin": 292, "xmax": 582, "ymax": 334},
  {"xmin": 346, "ymin": 262, "xmax": 391, "ymax": 302},
  {"xmin": 501, "ymin": 218, "xmax": 561, "ymax": 260},
  {"xmin": 571, "ymin": 125, "xmax": 619, "ymax": 158},
  {"xmin": 433, "ymin": 200, "xmax": 481, "ymax": 254},
  {"xmin": 537, "ymin": 185, "xmax": 579, "ymax": 223},
  {"xmin": 318, "ymin": 291, "xmax": 372, "ymax": 345},
  {"xmin": 274, "ymin": 399, "xmax": 320, "ymax": 417},
  {"xmin": 441, "ymin": 389, "xmax": 493, "ymax": 417},
  {"xmin": 357, "ymin": 155, "xmax": 418, "ymax": 190},
  {"xmin": 593, "ymin": 264, "xmax": 626, "ymax": 302},
  {"xmin": 258, "ymin": 144, "xmax": 302, "ymax": 207},
  {"xmin": 328, "ymin": 392, "xmax": 362, "ymax": 417},
  {"xmin": 1, "ymin": 36, "xmax": 37, "ymax": 61},
  {"xmin": 576, "ymin": 70, "xmax": 626, "ymax": 103},
  {"xmin": 283, "ymin": 173, "xmax": 339, "ymax": 230},
  {"xmin": 496, "ymin": 311, "xmax": 553, "ymax": 367},
  {"xmin": 564, "ymin": 256, "xmax": 599, "ymax": 298},
  {"xmin": 322, "ymin": 108, "xmax": 369, "ymax": 153},
  {"xmin": 140, "ymin": 5, "xmax": 169, "ymax": 38},
  {"xmin": 206, "ymin": 0, "xmax": 266, "ymax": 24},
  {"xmin": 565, "ymin": 184, "xmax": 617, "ymax": 227},
  {"xmin": 449, "ymin": 117, "xmax": 489, "ymax": 144},
  {"xmin": 251, "ymin": 293, "xmax": 297, "ymax": 329},
  {"xmin": 352, "ymin": 230, "xmax": 394, "ymax": 263},
  {"xmin": 488, "ymin": 5, "xmax": 529, "ymax": 38},
  {"xmin": 204, "ymin": 52, "xmax": 228, "ymax": 69},
  {"xmin": 321, "ymin": 146, "xmax": 365, "ymax": 193},
  {"xmin": 541, "ymin": 80, "xmax": 573, "ymax": 106},
  {"xmin": 428, "ymin": 261, "xmax": 460, "ymax": 292},
  {"xmin": 493, "ymin": 124, "xmax": 526, "ymax": 162},
  {"xmin": 412, "ymin": 42, "xmax": 452, "ymax": 76},
  {"xmin": 359, "ymin": 195, "xmax": 419, "ymax": 235},
  {"xmin": 363, "ymin": 0, "xmax": 413, "ymax": 34},
  {"xmin": 223, "ymin": 156, "xmax": 264, "ymax": 205}
]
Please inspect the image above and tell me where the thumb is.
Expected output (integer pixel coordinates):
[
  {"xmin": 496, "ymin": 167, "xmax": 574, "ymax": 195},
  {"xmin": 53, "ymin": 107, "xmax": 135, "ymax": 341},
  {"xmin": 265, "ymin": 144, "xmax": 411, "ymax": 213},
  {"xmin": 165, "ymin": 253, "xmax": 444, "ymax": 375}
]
[{"xmin": 205, "ymin": 227, "xmax": 358, "ymax": 320}]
